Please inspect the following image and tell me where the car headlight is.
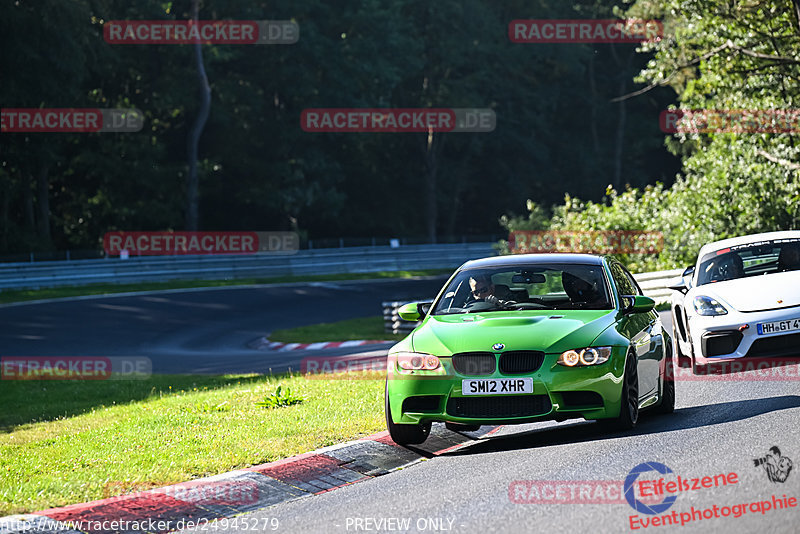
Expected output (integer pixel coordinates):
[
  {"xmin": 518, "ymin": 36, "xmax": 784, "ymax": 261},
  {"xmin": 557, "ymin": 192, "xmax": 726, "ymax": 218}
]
[
  {"xmin": 395, "ymin": 352, "xmax": 441, "ymax": 371},
  {"xmin": 693, "ymin": 295, "xmax": 728, "ymax": 316},
  {"xmin": 557, "ymin": 347, "xmax": 612, "ymax": 367}
]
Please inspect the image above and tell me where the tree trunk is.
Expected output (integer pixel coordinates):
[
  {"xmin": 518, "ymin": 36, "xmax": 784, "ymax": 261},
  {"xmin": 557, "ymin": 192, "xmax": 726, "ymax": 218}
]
[
  {"xmin": 23, "ymin": 173, "xmax": 35, "ymax": 231},
  {"xmin": 0, "ymin": 176, "xmax": 9, "ymax": 250},
  {"xmin": 613, "ymin": 78, "xmax": 627, "ymax": 191},
  {"xmin": 445, "ymin": 179, "xmax": 463, "ymax": 238},
  {"xmin": 587, "ymin": 53, "xmax": 600, "ymax": 156},
  {"xmin": 422, "ymin": 129, "xmax": 443, "ymax": 243},
  {"xmin": 185, "ymin": 0, "xmax": 211, "ymax": 230},
  {"xmin": 609, "ymin": 45, "xmax": 632, "ymax": 191},
  {"xmin": 36, "ymin": 163, "xmax": 51, "ymax": 244},
  {"xmin": 793, "ymin": 0, "xmax": 800, "ymax": 33}
]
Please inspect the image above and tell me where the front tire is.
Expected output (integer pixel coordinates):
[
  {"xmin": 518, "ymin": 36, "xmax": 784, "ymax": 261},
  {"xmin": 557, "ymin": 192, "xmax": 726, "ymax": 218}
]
[
  {"xmin": 385, "ymin": 380, "xmax": 431, "ymax": 445},
  {"xmin": 673, "ymin": 323, "xmax": 691, "ymax": 369},
  {"xmin": 601, "ymin": 349, "xmax": 639, "ymax": 430}
]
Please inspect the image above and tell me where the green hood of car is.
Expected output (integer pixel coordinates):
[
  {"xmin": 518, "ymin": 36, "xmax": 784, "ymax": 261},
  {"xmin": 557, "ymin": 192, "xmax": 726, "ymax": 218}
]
[{"xmin": 410, "ymin": 309, "xmax": 618, "ymax": 355}]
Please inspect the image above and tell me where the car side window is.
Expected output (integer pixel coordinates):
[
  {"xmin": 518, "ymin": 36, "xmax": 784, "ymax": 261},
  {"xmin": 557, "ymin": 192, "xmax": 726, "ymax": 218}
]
[
  {"xmin": 620, "ymin": 264, "xmax": 644, "ymax": 296},
  {"xmin": 610, "ymin": 262, "xmax": 636, "ymax": 296}
]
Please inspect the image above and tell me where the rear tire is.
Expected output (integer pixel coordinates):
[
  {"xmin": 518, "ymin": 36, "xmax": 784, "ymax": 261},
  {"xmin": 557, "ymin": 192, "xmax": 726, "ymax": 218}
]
[
  {"xmin": 654, "ymin": 342, "xmax": 675, "ymax": 414},
  {"xmin": 601, "ymin": 349, "xmax": 639, "ymax": 430},
  {"xmin": 385, "ymin": 380, "xmax": 431, "ymax": 445}
]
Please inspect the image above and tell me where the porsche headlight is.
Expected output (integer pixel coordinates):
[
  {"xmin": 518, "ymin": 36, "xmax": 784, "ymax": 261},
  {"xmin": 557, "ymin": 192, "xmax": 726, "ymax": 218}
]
[
  {"xmin": 557, "ymin": 347, "xmax": 612, "ymax": 367},
  {"xmin": 693, "ymin": 295, "xmax": 728, "ymax": 316},
  {"xmin": 395, "ymin": 352, "xmax": 441, "ymax": 372}
]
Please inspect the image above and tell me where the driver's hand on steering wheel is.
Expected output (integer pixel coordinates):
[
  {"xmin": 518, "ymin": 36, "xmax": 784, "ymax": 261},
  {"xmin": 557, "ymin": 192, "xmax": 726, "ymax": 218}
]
[{"xmin": 486, "ymin": 295, "xmax": 517, "ymax": 307}]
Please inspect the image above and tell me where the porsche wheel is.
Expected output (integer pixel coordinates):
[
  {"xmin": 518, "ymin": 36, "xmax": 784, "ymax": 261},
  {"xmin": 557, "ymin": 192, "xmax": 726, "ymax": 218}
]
[{"xmin": 673, "ymin": 323, "xmax": 692, "ymax": 369}]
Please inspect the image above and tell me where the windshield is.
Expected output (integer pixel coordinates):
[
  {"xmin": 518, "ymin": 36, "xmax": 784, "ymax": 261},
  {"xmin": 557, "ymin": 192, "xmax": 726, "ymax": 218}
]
[
  {"xmin": 432, "ymin": 263, "xmax": 613, "ymax": 315},
  {"xmin": 696, "ymin": 238, "xmax": 800, "ymax": 286}
]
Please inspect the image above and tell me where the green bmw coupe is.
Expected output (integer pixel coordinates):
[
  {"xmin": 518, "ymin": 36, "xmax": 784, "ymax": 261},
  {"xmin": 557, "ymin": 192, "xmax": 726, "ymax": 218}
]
[{"xmin": 385, "ymin": 253, "xmax": 674, "ymax": 445}]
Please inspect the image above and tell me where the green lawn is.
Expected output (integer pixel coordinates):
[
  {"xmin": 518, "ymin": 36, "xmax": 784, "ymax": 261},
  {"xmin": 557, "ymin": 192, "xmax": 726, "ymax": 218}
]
[
  {"xmin": 0, "ymin": 373, "xmax": 386, "ymax": 515},
  {"xmin": 0, "ymin": 269, "xmax": 449, "ymax": 305},
  {"xmin": 270, "ymin": 316, "xmax": 408, "ymax": 343}
]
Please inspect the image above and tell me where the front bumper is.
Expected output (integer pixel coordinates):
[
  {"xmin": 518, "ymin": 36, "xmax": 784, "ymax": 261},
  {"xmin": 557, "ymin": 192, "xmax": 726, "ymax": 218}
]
[
  {"xmin": 387, "ymin": 348, "xmax": 627, "ymax": 425},
  {"xmin": 688, "ymin": 305, "xmax": 800, "ymax": 364}
]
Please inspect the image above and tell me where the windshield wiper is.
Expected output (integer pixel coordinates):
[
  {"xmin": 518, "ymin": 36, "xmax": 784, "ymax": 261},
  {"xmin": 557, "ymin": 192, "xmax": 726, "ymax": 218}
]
[{"xmin": 507, "ymin": 302, "xmax": 555, "ymax": 310}]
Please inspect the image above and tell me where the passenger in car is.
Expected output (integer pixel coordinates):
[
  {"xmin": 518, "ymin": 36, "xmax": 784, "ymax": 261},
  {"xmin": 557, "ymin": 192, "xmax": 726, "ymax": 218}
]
[
  {"xmin": 714, "ymin": 253, "xmax": 744, "ymax": 281},
  {"xmin": 562, "ymin": 271, "xmax": 604, "ymax": 306},
  {"xmin": 777, "ymin": 242, "xmax": 800, "ymax": 272}
]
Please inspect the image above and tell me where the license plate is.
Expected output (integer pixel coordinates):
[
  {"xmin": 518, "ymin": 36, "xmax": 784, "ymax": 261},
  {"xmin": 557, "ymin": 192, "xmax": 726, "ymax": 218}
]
[
  {"xmin": 462, "ymin": 378, "xmax": 533, "ymax": 395},
  {"xmin": 757, "ymin": 318, "xmax": 800, "ymax": 335}
]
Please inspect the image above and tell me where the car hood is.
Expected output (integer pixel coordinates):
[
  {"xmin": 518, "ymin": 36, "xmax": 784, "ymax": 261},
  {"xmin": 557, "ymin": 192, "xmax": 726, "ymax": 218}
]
[
  {"xmin": 411, "ymin": 310, "xmax": 617, "ymax": 355},
  {"xmin": 694, "ymin": 271, "xmax": 800, "ymax": 312}
]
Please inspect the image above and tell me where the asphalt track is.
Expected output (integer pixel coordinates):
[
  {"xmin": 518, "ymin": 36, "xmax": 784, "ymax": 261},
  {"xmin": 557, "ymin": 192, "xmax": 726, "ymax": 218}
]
[
  {"xmin": 185, "ymin": 369, "xmax": 800, "ymax": 534},
  {"xmin": 0, "ymin": 277, "xmax": 446, "ymax": 374},
  {"xmin": 4, "ymin": 281, "xmax": 800, "ymax": 533}
]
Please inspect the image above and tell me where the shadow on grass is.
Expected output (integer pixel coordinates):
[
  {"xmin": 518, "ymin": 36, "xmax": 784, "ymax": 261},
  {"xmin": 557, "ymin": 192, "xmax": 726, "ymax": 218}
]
[{"xmin": 0, "ymin": 373, "xmax": 277, "ymax": 432}]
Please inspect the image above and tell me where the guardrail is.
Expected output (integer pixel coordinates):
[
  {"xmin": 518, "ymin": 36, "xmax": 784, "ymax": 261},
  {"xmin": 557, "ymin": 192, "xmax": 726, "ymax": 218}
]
[
  {"xmin": 632, "ymin": 268, "xmax": 683, "ymax": 303},
  {"xmin": 382, "ymin": 301, "xmax": 425, "ymax": 335},
  {"xmin": 382, "ymin": 267, "xmax": 683, "ymax": 333},
  {"xmin": 0, "ymin": 243, "xmax": 496, "ymax": 291}
]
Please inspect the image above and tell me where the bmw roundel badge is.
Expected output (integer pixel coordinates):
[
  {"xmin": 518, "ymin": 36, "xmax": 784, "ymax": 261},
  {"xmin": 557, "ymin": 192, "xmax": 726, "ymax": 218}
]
[{"xmin": 492, "ymin": 343, "xmax": 505, "ymax": 351}]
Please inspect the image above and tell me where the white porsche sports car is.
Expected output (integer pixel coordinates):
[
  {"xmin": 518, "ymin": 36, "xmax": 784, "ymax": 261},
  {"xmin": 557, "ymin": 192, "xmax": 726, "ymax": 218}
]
[{"xmin": 669, "ymin": 231, "xmax": 800, "ymax": 372}]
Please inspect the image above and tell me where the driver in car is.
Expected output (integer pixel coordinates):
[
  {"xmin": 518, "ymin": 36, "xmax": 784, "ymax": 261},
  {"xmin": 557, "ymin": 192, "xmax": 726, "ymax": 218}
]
[
  {"xmin": 778, "ymin": 242, "xmax": 800, "ymax": 272},
  {"xmin": 469, "ymin": 275, "xmax": 515, "ymax": 305}
]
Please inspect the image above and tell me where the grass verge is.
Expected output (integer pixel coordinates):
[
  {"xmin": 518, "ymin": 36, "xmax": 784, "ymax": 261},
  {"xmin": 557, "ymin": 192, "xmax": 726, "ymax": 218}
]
[
  {"xmin": 655, "ymin": 301, "xmax": 671, "ymax": 312},
  {"xmin": 0, "ymin": 269, "xmax": 449, "ymax": 305},
  {"xmin": 269, "ymin": 316, "xmax": 407, "ymax": 343},
  {"xmin": 0, "ymin": 373, "xmax": 386, "ymax": 515}
]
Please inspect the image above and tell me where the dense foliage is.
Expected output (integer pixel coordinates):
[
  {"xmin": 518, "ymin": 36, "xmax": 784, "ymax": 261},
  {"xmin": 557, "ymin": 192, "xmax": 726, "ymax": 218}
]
[
  {"xmin": 502, "ymin": 0, "xmax": 800, "ymax": 271},
  {"xmin": 0, "ymin": 0, "xmax": 678, "ymax": 254}
]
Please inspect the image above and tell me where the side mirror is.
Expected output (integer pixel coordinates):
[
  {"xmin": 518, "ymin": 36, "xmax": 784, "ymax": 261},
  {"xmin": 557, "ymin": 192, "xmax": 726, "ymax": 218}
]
[
  {"xmin": 668, "ymin": 265, "xmax": 695, "ymax": 293},
  {"xmin": 417, "ymin": 302, "xmax": 432, "ymax": 317},
  {"xmin": 398, "ymin": 302, "xmax": 431, "ymax": 321},
  {"xmin": 667, "ymin": 277, "xmax": 688, "ymax": 293},
  {"xmin": 622, "ymin": 295, "xmax": 655, "ymax": 314}
]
